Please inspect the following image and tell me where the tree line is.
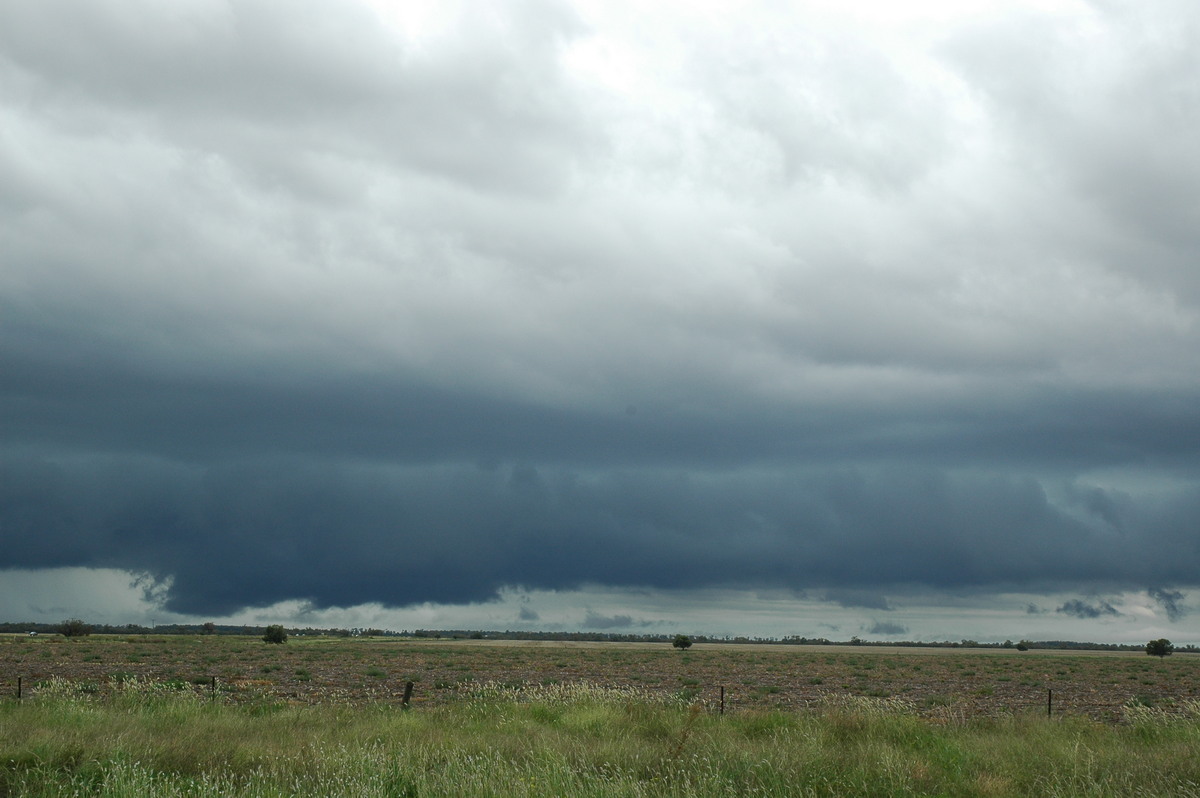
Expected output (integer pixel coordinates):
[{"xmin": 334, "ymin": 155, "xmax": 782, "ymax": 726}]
[{"xmin": 4, "ymin": 620, "xmax": 1195, "ymax": 654}]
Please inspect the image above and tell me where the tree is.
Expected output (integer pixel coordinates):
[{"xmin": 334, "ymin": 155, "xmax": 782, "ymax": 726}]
[
  {"xmin": 672, "ymin": 634, "xmax": 692, "ymax": 650},
  {"xmin": 263, "ymin": 624, "xmax": 288, "ymax": 644},
  {"xmin": 58, "ymin": 619, "xmax": 92, "ymax": 638},
  {"xmin": 1146, "ymin": 638, "xmax": 1174, "ymax": 658},
  {"xmin": 202, "ymin": 622, "xmax": 216, "ymax": 635}
]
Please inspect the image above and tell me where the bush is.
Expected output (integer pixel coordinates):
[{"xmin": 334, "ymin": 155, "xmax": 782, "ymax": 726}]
[
  {"xmin": 58, "ymin": 619, "xmax": 92, "ymax": 638},
  {"xmin": 262, "ymin": 625, "xmax": 288, "ymax": 645},
  {"xmin": 672, "ymin": 634, "xmax": 692, "ymax": 650}
]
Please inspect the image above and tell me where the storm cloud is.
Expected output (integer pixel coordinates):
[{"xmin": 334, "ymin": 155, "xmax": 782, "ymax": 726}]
[{"xmin": 2, "ymin": 0, "xmax": 1199, "ymax": 638}]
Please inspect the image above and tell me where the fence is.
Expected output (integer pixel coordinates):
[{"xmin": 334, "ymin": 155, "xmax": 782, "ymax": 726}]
[{"xmin": 3, "ymin": 673, "xmax": 1183, "ymax": 724}]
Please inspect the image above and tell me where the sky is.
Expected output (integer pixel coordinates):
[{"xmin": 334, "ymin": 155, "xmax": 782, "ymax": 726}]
[{"xmin": 2, "ymin": 0, "xmax": 1199, "ymax": 644}]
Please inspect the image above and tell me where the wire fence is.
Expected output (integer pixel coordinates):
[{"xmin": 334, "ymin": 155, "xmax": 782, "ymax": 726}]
[{"xmin": 5, "ymin": 673, "xmax": 1196, "ymax": 725}]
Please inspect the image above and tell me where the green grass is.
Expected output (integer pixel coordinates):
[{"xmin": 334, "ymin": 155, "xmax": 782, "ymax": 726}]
[{"xmin": 3, "ymin": 679, "xmax": 1200, "ymax": 796}]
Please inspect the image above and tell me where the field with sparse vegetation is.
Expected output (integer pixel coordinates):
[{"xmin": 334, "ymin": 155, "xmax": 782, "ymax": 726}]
[
  {"xmin": 3, "ymin": 635, "xmax": 1200, "ymax": 795},
  {"xmin": 4, "ymin": 634, "xmax": 1197, "ymax": 721}
]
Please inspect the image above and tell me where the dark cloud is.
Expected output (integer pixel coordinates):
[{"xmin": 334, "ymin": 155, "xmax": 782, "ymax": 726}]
[
  {"xmin": 517, "ymin": 606, "xmax": 540, "ymax": 622},
  {"xmin": 2, "ymin": 448, "xmax": 1199, "ymax": 616},
  {"xmin": 1148, "ymin": 588, "xmax": 1187, "ymax": 622},
  {"xmin": 1057, "ymin": 600, "xmax": 1120, "ymax": 620},
  {"xmin": 1026, "ymin": 603, "xmax": 1046, "ymax": 615},
  {"xmin": 867, "ymin": 621, "xmax": 908, "ymax": 636}
]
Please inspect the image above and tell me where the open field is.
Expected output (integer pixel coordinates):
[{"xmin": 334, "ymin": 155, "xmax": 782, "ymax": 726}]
[
  {"xmin": 4, "ymin": 636, "xmax": 1200, "ymax": 796},
  {"xmin": 3, "ymin": 634, "xmax": 1198, "ymax": 722},
  {"xmin": 3, "ymin": 666, "xmax": 1200, "ymax": 796}
]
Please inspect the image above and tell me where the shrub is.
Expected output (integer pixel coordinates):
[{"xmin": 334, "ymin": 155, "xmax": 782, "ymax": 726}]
[
  {"xmin": 262, "ymin": 625, "xmax": 288, "ymax": 645},
  {"xmin": 58, "ymin": 618, "xmax": 92, "ymax": 638}
]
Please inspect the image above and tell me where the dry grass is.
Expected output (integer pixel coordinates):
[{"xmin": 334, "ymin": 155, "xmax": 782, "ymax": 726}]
[{"xmin": 2, "ymin": 634, "xmax": 1198, "ymax": 722}]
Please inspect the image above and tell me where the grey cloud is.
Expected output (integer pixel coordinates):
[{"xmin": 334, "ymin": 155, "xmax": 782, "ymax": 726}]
[
  {"xmin": 1066, "ymin": 484, "xmax": 1129, "ymax": 532},
  {"xmin": 583, "ymin": 612, "xmax": 636, "ymax": 630},
  {"xmin": 2, "ymin": 1, "xmax": 1200, "ymax": 626},
  {"xmin": 1057, "ymin": 599, "xmax": 1120, "ymax": 620},
  {"xmin": 518, "ymin": 606, "xmax": 540, "ymax": 622},
  {"xmin": 1148, "ymin": 588, "xmax": 1187, "ymax": 622},
  {"xmin": 823, "ymin": 590, "xmax": 893, "ymax": 611},
  {"xmin": 940, "ymin": 2, "xmax": 1200, "ymax": 305},
  {"xmin": 0, "ymin": 0, "xmax": 593, "ymax": 198},
  {"xmin": 1026, "ymin": 603, "xmax": 1046, "ymax": 615},
  {"xmin": 867, "ymin": 622, "xmax": 908, "ymax": 636}
]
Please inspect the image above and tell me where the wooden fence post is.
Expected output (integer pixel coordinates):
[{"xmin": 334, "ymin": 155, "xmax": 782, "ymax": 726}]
[
  {"xmin": 719, "ymin": 685, "xmax": 725, "ymax": 715},
  {"xmin": 1047, "ymin": 689, "xmax": 1052, "ymax": 717},
  {"xmin": 402, "ymin": 681, "xmax": 414, "ymax": 709}
]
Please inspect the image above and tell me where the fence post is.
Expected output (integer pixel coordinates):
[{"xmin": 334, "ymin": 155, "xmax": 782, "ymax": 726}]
[
  {"xmin": 16, "ymin": 676, "xmax": 20, "ymax": 701},
  {"xmin": 719, "ymin": 685, "xmax": 725, "ymax": 715},
  {"xmin": 402, "ymin": 681, "xmax": 414, "ymax": 710},
  {"xmin": 211, "ymin": 676, "xmax": 216, "ymax": 701},
  {"xmin": 1047, "ymin": 688, "xmax": 1052, "ymax": 717}
]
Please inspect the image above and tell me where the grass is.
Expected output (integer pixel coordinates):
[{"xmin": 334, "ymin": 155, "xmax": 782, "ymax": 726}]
[{"xmin": 3, "ymin": 678, "xmax": 1200, "ymax": 796}]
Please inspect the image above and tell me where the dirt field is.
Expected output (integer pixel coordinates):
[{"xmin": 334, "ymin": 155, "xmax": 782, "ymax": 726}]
[{"xmin": 3, "ymin": 634, "xmax": 1197, "ymax": 722}]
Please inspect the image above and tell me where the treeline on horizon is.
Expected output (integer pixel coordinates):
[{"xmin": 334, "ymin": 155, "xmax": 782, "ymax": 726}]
[{"xmin": 2, "ymin": 620, "xmax": 1194, "ymax": 653}]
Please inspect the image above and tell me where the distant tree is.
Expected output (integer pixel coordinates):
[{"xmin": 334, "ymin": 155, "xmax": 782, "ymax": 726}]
[
  {"xmin": 1146, "ymin": 638, "xmax": 1174, "ymax": 658},
  {"xmin": 1016, "ymin": 641, "xmax": 1030, "ymax": 652},
  {"xmin": 672, "ymin": 634, "xmax": 692, "ymax": 650},
  {"xmin": 202, "ymin": 622, "xmax": 216, "ymax": 635},
  {"xmin": 262, "ymin": 625, "xmax": 288, "ymax": 645},
  {"xmin": 58, "ymin": 619, "xmax": 92, "ymax": 638}
]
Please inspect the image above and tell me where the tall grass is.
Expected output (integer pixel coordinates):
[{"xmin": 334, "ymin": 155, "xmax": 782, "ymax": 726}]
[{"xmin": 3, "ymin": 678, "xmax": 1200, "ymax": 796}]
